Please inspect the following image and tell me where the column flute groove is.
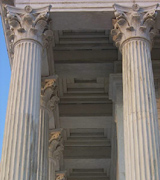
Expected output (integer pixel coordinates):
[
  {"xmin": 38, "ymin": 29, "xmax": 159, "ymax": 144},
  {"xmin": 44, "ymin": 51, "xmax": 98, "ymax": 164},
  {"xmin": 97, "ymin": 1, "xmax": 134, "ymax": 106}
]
[
  {"xmin": 112, "ymin": 4, "xmax": 160, "ymax": 180},
  {"xmin": 0, "ymin": 5, "xmax": 51, "ymax": 180}
]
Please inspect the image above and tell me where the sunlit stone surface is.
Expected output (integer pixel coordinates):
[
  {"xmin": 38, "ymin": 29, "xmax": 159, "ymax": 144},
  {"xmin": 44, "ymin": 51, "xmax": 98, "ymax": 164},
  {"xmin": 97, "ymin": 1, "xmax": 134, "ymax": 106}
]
[{"xmin": 0, "ymin": 1, "xmax": 160, "ymax": 180}]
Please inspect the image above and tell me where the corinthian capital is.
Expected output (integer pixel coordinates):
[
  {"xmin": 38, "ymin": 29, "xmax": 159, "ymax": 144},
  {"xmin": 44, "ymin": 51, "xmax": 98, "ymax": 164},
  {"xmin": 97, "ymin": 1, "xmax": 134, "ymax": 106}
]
[
  {"xmin": 5, "ymin": 5, "xmax": 52, "ymax": 45},
  {"xmin": 111, "ymin": 4, "xmax": 159, "ymax": 50}
]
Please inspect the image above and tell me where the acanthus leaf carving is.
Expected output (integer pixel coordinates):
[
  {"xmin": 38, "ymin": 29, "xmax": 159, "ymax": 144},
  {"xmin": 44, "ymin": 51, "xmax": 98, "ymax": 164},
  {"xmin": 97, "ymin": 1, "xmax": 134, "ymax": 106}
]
[
  {"xmin": 4, "ymin": 5, "xmax": 52, "ymax": 61},
  {"xmin": 111, "ymin": 3, "xmax": 159, "ymax": 50},
  {"xmin": 49, "ymin": 129, "xmax": 64, "ymax": 164},
  {"xmin": 56, "ymin": 171, "xmax": 67, "ymax": 180},
  {"xmin": 41, "ymin": 78, "xmax": 59, "ymax": 107},
  {"xmin": 41, "ymin": 79, "xmax": 57, "ymax": 95},
  {"xmin": 49, "ymin": 129, "xmax": 63, "ymax": 143}
]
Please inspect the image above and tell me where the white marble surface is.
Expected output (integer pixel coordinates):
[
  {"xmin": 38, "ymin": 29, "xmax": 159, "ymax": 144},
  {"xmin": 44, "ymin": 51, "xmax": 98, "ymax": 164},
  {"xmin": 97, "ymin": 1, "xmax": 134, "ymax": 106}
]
[
  {"xmin": 37, "ymin": 106, "xmax": 49, "ymax": 180},
  {"xmin": 109, "ymin": 74, "xmax": 125, "ymax": 180},
  {"xmin": 0, "ymin": 5, "xmax": 51, "ymax": 180},
  {"xmin": 14, "ymin": 0, "xmax": 160, "ymax": 12},
  {"xmin": 112, "ymin": 4, "xmax": 160, "ymax": 180},
  {"xmin": 37, "ymin": 79, "xmax": 59, "ymax": 180}
]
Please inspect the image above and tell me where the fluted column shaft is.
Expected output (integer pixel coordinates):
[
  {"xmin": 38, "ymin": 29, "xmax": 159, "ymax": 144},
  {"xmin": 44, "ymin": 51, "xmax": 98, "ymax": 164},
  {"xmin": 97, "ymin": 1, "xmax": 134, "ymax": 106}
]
[
  {"xmin": 122, "ymin": 39, "xmax": 160, "ymax": 180},
  {"xmin": 37, "ymin": 106, "xmax": 49, "ymax": 180},
  {"xmin": 112, "ymin": 4, "xmax": 160, "ymax": 179},
  {"xmin": 0, "ymin": 5, "xmax": 51, "ymax": 180},
  {"xmin": 1, "ymin": 40, "xmax": 42, "ymax": 180}
]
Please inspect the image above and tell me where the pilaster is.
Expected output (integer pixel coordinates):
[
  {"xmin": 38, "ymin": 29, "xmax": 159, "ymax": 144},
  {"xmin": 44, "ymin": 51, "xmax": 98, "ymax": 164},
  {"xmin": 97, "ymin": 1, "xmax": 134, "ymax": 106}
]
[
  {"xmin": 109, "ymin": 74, "xmax": 125, "ymax": 180},
  {"xmin": 110, "ymin": 120, "xmax": 117, "ymax": 180}
]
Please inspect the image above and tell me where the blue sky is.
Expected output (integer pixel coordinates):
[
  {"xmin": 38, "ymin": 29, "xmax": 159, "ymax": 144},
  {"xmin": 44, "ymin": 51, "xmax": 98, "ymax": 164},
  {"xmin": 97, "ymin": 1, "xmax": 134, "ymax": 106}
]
[{"xmin": 0, "ymin": 18, "xmax": 11, "ymax": 161}]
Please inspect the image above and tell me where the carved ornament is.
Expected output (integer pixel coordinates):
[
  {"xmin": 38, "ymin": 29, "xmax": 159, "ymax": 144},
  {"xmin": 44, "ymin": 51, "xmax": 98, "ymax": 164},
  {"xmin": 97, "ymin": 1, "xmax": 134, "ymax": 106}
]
[
  {"xmin": 41, "ymin": 79, "xmax": 57, "ymax": 95},
  {"xmin": 49, "ymin": 129, "xmax": 63, "ymax": 143},
  {"xmin": 111, "ymin": 4, "xmax": 159, "ymax": 50},
  {"xmin": 4, "ymin": 5, "xmax": 52, "ymax": 59},
  {"xmin": 47, "ymin": 96, "xmax": 60, "ymax": 111},
  {"xmin": 49, "ymin": 129, "xmax": 64, "ymax": 162},
  {"xmin": 56, "ymin": 171, "xmax": 67, "ymax": 180},
  {"xmin": 41, "ymin": 78, "xmax": 59, "ymax": 109}
]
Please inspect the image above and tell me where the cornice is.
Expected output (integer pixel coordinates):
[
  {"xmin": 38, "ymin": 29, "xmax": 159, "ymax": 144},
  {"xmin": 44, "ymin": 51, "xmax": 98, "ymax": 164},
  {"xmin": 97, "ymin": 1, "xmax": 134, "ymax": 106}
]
[{"xmin": 14, "ymin": 1, "xmax": 160, "ymax": 12}]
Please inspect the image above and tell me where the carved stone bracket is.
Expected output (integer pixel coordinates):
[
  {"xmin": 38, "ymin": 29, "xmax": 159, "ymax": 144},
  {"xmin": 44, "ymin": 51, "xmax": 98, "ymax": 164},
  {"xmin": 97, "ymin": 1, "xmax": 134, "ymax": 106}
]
[
  {"xmin": 49, "ymin": 129, "xmax": 64, "ymax": 161},
  {"xmin": 41, "ymin": 79, "xmax": 57, "ymax": 95},
  {"xmin": 47, "ymin": 96, "xmax": 60, "ymax": 111},
  {"xmin": 111, "ymin": 3, "xmax": 159, "ymax": 50},
  {"xmin": 4, "ymin": 5, "xmax": 52, "ymax": 60},
  {"xmin": 49, "ymin": 129, "xmax": 63, "ymax": 143},
  {"xmin": 41, "ymin": 78, "xmax": 59, "ymax": 108},
  {"xmin": 56, "ymin": 171, "xmax": 67, "ymax": 180}
]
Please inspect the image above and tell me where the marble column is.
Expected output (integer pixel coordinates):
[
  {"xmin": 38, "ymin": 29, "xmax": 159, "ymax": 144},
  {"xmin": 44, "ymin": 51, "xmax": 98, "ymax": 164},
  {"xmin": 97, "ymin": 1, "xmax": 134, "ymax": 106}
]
[
  {"xmin": 0, "ymin": 5, "xmax": 51, "ymax": 180},
  {"xmin": 37, "ymin": 79, "xmax": 57, "ymax": 180},
  {"xmin": 49, "ymin": 129, "xmax": 64, "ymax": 180},
  {"xmin": 112, "ymin": 4, "xmax": 160, "ymax": 180},
  {"xmin": 109, "ymin": 74, "xmax": 125, "ymax": 180}
]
